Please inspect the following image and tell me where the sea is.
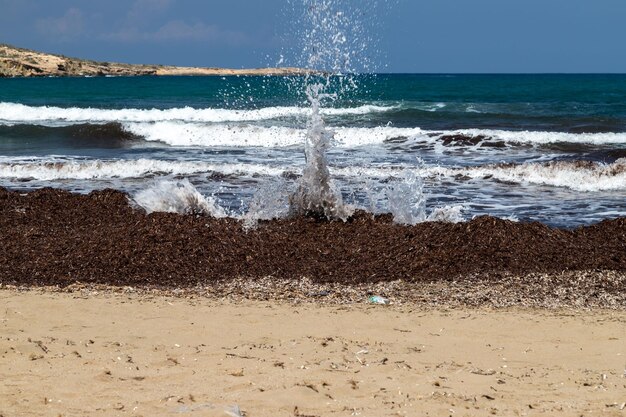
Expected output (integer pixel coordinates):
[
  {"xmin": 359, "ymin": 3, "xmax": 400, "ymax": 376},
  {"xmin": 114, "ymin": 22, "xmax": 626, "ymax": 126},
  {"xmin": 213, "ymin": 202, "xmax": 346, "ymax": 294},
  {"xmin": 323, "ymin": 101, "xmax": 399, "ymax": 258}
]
[{"xmin": 0, "ymin": 74, "xmax": 625, "ymax": 227}]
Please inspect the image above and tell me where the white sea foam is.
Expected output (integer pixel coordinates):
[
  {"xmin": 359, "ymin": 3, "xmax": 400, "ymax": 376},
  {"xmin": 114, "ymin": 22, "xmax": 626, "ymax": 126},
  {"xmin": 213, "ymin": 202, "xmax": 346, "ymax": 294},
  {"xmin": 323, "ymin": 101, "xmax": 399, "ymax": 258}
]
[
  {"xmin": 0, "ymin": 158, "xmax": 402, "ymax": 182},
  {"xmin": 451, "ymin": 129, "xmax": 626, "ymax": 146},
  {"xmin": 422, "ymin": 103, "xmax": 447, "ymax": 112},
  {"xmin": 124, "ymin": 123, "xmax": 626, "ymax": 148},
  {"xmin": 431, "ymin": 159, "xmax": 626, "ymax": 192},
  {"xmin": 0, "ymin": 159, "xmax": 287, "ymax": 180},
  {"xmin": 1, "ymin": 158, "xmax": 624, "ymax": 192},
  {"xmin": 123, "ymin": 122, "xmax": 307, "ymax": 147},
  {"xmin": 132, "ymin": 179, "xmax": 227, "ymax": 217},
  {"xmin": 0, "ymin": 102, "xmax": 394, "ymax": 125},
  {"xmin": 123, "ymin": 123, "xmax": 424, "ymax": 148},
  {"xmin": 426, "ymin": 205, "xmax": 465, "ymax": 223},
  {"xmin": 465, "ymin": 105, "xmax": 482, "ymax": 114},
  {"xmin": 346, "ymin": 127, "xmax": 626, "ymax": 147}
]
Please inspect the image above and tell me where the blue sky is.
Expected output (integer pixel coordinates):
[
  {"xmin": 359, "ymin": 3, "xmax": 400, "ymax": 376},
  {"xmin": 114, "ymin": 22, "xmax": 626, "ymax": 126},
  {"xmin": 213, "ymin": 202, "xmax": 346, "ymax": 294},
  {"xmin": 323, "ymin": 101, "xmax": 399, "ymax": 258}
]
[{"xmin": 1, "ymin": 0, "xmax": 625, "ymax": 73}]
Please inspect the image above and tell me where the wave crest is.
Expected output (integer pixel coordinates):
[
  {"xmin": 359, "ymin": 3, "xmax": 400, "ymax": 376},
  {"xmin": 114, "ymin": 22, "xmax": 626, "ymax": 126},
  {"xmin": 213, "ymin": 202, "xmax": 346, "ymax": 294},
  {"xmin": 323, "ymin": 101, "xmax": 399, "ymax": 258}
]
[
  {"xmin": 123, "ymin": 124, "xmax": 626, "ymax": 148},
  {"xmin": 433, "ymin": 159, "xmax": 626, "ymax": 192},
  {"xmin": 0, "ymin": 102, "xmax": 395, "ymax": 125},
  {"xmin": 1, "ymin": 158, "xmax": 624, "ymax": 192}
]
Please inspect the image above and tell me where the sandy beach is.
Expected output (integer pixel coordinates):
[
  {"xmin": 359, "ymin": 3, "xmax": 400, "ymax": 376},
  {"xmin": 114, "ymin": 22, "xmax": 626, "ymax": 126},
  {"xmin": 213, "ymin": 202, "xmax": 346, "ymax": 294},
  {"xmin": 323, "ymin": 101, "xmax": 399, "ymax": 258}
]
[
  {"xmin": 1, "ymin": 289, "xmax": 625, "ymax": 417},
  {"xmin": 1, "ymin": 186, "xmax": 625, "ymax": 416}
]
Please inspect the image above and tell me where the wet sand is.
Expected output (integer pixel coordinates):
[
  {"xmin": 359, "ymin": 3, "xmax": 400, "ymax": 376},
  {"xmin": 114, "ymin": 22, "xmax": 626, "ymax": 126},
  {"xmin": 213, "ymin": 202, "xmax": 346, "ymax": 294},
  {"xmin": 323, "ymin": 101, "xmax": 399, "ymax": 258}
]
[{"xmin": 1, "ymin": 289, "xmax": 625, "ymax": 417}]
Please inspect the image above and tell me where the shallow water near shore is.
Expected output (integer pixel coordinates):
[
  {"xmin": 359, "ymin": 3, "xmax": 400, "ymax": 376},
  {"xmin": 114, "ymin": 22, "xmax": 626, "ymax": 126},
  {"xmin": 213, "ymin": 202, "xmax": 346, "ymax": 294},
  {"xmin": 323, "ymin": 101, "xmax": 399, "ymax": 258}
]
[{"xmin": 1, "ymin": 74, "xmax": 626, "ymax": 227}]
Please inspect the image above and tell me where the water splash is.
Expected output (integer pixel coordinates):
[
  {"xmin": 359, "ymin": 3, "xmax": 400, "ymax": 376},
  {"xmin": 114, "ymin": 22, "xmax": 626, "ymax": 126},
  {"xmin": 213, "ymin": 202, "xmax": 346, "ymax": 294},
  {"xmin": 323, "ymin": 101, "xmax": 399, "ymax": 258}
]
[
  {"xmin": 243, "ymin": 178, "xmax": 294, "ymax": 229},
  {"xmin": 285, "ymin": 0, "xmax": 377, "ymax": 219},
  {"xmin": 384, "ymin": 171, "xmax": 427, "ymax": 225},
  {"xmin": 285, "ymin": 0, "xmax": 382, "ymax": 74},
  {"xmin": 240, "ymin": 0, "xmax": 434, "ymax": 226},
  {"xmin": 426, "ymin": 205, "xmax": 465, "ymax": 223},
  {"xmin": 361, "ymin": 170, "xmax": 427, "ymax": 225},
  {"xmin": 289, "ymin": 83, "xmax": 352, "ymax": 219},
  {"xmin": 358, "ymin": 168, "xmax": 466, "ymax": 224},
  {"xmin": 132, "ymin": 179, "xmax": 227, "ymax": 217}
]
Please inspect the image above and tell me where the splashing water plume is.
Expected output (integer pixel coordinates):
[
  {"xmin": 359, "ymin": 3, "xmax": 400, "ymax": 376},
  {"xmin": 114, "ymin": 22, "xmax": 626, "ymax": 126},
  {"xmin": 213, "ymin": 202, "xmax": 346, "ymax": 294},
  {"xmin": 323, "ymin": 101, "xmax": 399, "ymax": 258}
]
[
  {"xmin": 133, "ymin": 179, "xmax": 227, "ymax": 217},
  {"xmin": 290, "ymin": 83, "xmax": 351, "ymax": 219},
  {"xmin": 384, "ymin": 171, "xmax": 426, "ymax": 225},
  {"xmin": 287, "ymin": 0, "xmax": 378, "ymax": 220},
  {"xmin": 243, "ymin": 178, "xmax": 294, "ymax": 229},
  {"xmin": 282, "ymin": 0, "xmax": 462, "ymax": 224}
]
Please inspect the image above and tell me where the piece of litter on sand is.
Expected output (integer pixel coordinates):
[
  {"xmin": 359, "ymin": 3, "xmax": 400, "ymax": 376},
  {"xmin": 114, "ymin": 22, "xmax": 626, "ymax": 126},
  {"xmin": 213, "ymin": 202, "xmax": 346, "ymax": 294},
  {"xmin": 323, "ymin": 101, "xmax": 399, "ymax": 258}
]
[
  {"xmin": 224, "ymin": 405, "xmax": 244, "ymax": 417},
  {"xmin": 368, "ymin": 295, "xmax": 390, "ymax": 305}
]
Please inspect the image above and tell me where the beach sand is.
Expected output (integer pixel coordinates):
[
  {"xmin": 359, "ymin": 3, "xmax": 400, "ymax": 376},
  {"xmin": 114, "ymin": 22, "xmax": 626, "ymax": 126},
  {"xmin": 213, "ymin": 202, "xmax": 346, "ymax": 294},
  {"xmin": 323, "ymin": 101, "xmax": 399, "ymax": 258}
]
[{"xmin": 1, "ymin": 289, "xmax": 624, "ymax": 417}]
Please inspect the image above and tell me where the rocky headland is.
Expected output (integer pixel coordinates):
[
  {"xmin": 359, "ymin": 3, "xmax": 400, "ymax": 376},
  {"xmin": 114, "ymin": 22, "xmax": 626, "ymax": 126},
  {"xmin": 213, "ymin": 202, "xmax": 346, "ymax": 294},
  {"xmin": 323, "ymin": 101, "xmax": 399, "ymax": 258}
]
[{"xmin": 0, "ymin": 44, "xmax": 310, "ymax": 77}]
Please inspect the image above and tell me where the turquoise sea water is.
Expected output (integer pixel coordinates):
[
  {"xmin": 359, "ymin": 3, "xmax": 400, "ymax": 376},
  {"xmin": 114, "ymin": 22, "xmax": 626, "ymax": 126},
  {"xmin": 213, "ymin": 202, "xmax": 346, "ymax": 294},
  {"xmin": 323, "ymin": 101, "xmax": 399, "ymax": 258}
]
[{"xmin": 0, "ymin": 74, "xmax": 625, "ymax": 226}]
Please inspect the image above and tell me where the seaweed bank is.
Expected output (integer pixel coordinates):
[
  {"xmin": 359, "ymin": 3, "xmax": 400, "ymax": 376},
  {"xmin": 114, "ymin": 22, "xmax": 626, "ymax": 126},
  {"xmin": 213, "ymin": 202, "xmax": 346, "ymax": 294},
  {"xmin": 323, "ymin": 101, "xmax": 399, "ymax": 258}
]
[{"xmin": 1, "ymin": 187, "xmax": 624, "ymax": 309}]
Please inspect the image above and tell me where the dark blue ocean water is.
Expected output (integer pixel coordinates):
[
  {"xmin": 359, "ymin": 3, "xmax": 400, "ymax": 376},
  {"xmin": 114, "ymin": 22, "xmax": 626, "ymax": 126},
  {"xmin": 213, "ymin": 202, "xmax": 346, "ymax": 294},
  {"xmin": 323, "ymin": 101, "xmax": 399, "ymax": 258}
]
[
  {"xmin": 2, "ymin": 74, "xmax": 626, "ymax": 131},
  {"xmin": 0, "ymin": 74, "xmax": 625, "ymax": 226}
]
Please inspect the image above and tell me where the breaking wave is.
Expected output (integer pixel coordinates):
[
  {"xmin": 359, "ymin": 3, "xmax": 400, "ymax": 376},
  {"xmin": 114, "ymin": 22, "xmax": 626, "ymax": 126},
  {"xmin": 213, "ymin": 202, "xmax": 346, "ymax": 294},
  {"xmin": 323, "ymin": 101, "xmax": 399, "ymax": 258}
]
[
  {"xmin": 122, "ymin": 124, "xmax": 626, "ymax": 148},
  {"xmin": 2, "ymin": 102, "xmax": 625, "ymax": 149},
  {"xmin": 2, "ymin": 158, "xmax": 624, "ymax": 192},
  {"xmin": 0, "ymin": 122, "xmax": 138, "ymax": 144},
  {"xmin": 432, "ymin": 159, "xmax": 626, "ymax": 192},
  {"xmin": 0, "ymin": 159, "xmax": 287, "ymax": 180},
  {"xmin": 0, "ymin": 102, "xmax": 395, "ymax": 125}
]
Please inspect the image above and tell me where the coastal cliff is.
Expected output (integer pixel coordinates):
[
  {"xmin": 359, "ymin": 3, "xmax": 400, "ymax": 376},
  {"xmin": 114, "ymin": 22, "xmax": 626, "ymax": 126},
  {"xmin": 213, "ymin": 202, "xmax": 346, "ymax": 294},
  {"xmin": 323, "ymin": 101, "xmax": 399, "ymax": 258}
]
[{"xmin": 0, "ymin": 44, "xmax": 308, "ymax": 77}]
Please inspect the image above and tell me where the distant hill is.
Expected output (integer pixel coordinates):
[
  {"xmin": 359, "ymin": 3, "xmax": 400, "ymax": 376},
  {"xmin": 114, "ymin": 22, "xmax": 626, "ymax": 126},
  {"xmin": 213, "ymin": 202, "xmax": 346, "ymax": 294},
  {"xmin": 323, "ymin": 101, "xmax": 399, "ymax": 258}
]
[{"xmin": 0, "ymin": 44, "xmax": 309, "ymax": 77}]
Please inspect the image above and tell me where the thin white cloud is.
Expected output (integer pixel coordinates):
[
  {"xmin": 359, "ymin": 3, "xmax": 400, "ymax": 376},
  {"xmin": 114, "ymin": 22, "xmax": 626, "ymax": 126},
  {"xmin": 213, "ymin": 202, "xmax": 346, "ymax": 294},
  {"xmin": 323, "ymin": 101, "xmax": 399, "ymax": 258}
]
[
  {"xmin": 103, "ymin": 20, "xmax": 249, "ymax": 45},
  {"xmin": 100, "ymin": 0, "xmax": 247, "ymax": 45},
  {"xmin": 126, "ymin": 0, "xmax": 171, "ymax": 23},
  {"xmin": 153, "ymin": 20, "xmax": 248, "ymax": 43},
  {"xmin": 35, "ymin": 8, "xmax": 84, "ymax": 40}
]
